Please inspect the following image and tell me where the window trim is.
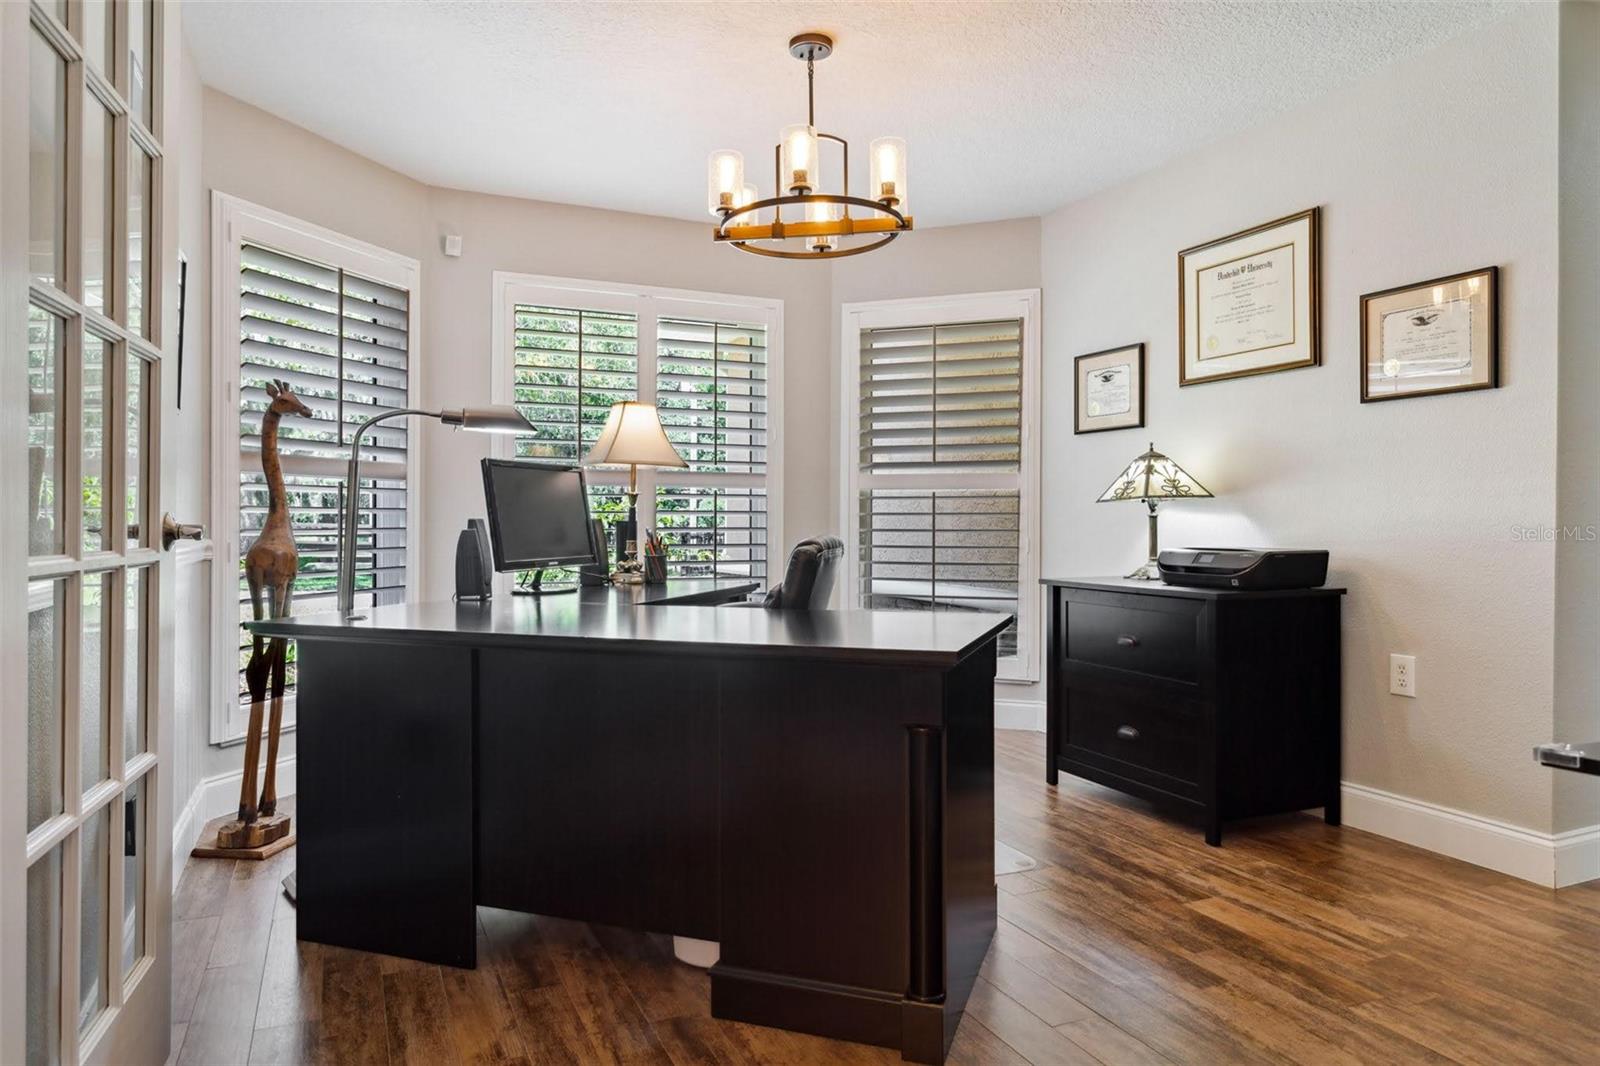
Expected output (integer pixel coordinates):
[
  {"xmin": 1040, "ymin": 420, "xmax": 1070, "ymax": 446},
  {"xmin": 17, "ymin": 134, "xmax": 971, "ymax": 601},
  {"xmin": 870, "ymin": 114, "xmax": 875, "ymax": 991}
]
[
  {"xmin": 839, "ymin": 290, "xmax": 1042, "ymax": 684},
  {"xmin": 209, "ymin": 192, "xmax": 423, "ymax": 745},
  {"xmin": 490, "ymin": 271, "xmax": 784, "ymax": 593}
]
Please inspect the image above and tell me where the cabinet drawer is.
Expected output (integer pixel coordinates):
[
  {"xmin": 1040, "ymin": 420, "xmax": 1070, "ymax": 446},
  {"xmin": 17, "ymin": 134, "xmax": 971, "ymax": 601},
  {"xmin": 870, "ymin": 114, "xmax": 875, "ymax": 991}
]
[
  {"xmin": 1064, "ymin": 688, "xmax": 1199, "ymax": 786},
  {"xmin": 1064, "ymin": 599, "xmax": 1199, "ymax": 683}
]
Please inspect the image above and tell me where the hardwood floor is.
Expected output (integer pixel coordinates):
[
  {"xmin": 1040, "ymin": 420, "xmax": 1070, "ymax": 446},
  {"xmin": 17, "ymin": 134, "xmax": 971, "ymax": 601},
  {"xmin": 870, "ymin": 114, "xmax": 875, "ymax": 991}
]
[{"xmin": 169, "ymin": 731, "xmax": 1600, "ymax": 1065}]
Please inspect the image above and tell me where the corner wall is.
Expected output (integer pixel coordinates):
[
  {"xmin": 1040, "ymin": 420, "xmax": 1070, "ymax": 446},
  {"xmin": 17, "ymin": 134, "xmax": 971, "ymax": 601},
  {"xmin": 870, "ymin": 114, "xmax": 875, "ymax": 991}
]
[
  {"xmin": 1039, "ymin": 4, "xmax": 1564, "ymax": 835},
  {"xmin": 1554, "ymin": 0, "xmax": 1600, "ymax": 838}
]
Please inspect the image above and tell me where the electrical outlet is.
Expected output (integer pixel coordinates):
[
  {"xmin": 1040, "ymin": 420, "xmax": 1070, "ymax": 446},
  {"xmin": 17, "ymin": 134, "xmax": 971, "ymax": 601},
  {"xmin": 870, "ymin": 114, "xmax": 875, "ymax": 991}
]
[{"xmin": 1390, "ymin": 654, "xmax": 1417, "ymax": 698}]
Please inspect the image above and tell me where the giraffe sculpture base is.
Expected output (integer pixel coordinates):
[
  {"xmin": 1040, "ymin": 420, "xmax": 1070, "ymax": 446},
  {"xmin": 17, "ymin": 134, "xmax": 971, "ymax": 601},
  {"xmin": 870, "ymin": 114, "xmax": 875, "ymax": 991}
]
[{"xmin": 191, "ymin": 811, "xmax": 295, "ymax": 860}]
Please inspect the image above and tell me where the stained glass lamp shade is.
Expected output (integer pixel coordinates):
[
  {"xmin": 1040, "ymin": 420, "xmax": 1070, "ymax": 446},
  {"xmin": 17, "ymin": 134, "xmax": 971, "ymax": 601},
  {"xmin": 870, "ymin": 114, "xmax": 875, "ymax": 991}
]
[{"xmin": 1097, "ymin": 443, "xmax": 1213, "ymax": 579}]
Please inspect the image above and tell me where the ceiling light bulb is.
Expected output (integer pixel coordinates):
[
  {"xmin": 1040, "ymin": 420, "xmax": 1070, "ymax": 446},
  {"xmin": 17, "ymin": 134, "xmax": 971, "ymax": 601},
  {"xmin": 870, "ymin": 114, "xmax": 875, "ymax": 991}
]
[
  {"xmin": 706, "ymin": 150, "xmax": 745, "ymax": 216},
  {"xmin": 781, "ymin": 124, "xmax": 818, "ymax": 194},
  {"xmin": 807, "ymin": 199, "xmax": 837, "ymax": 252},
  {"xmin": 869, "ymin": 136, "xmax": 907, "ymax": 209},
  {"xmin": 737, "ymin": 183, "xmax": 760, "ymax": 224}
]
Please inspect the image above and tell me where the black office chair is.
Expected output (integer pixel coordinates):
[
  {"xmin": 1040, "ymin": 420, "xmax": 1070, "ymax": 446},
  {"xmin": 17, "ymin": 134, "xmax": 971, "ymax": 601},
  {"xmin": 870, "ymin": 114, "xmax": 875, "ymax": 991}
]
[{"xmin": 759, "ymin": 536, "xmax": 844, "ymax": 610}]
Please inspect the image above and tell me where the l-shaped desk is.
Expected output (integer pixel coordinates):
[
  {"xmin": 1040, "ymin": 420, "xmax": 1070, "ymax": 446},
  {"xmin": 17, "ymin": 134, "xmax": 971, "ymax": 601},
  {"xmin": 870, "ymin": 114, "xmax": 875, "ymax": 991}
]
[{"xmin": 249, "ymin": 579, "xmax": 1007, "ymax": 1063}]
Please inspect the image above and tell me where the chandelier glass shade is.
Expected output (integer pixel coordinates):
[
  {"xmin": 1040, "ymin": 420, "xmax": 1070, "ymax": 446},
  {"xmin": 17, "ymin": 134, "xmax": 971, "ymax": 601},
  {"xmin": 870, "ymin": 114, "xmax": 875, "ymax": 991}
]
[{"xmin": 707, "ymin": 33, "xmax": 913, "ymax": 260}]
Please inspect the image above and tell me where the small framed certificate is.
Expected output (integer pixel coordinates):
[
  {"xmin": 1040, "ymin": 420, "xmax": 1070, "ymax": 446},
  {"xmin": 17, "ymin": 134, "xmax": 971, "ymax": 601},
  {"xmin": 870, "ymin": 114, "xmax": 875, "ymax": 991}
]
[
  {"xmin": 1074, "ymin": 343, "xmax": 1144, "ymax": 434},
  {"xmin": 1179, "ymin": 208, "xmax": 1320, "ymax": 385},
  {"xmin": 1360, "ymin": 266, "xmax": 1498, "ymax": 402}
]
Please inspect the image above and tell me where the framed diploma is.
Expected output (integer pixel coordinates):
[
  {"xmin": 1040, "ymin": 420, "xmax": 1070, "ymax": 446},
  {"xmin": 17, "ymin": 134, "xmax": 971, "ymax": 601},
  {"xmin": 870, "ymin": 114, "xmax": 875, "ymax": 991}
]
[
  {"xmin": 1074, "ymin": 343, "xmax": 1144, "ymax": 434},
  {"xmin": 1178, "ymin": 207, "xmax": 1320, "ymax": 385},
  {"xmin": 1360, "ymin": 266, "xmax": 1498, "ymax": 402}
]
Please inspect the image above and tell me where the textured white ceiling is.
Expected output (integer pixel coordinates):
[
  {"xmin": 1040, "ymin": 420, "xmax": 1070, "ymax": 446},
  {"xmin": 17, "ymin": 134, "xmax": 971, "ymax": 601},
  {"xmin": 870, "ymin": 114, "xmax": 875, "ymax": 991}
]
[{"xmin": 183, "ymin": 0, "xmax": 1517, "ymax": 227}]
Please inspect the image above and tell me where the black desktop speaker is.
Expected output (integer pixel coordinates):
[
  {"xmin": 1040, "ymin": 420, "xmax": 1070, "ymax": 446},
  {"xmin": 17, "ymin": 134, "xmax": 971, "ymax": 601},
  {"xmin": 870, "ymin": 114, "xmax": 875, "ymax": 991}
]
[
  {"xmin": 578, "ymin": 518, "xmax": 610, "ymax": 586},
  {"xmin": 455, "ymin": 519, "xmax": 494, "ymax": 601}
]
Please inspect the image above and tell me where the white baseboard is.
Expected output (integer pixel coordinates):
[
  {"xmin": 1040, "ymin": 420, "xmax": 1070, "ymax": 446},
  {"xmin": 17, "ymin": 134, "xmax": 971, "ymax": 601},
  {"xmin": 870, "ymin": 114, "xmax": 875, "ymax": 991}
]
[
  {"xmin": 172, "ymin": 755, "xmax": 298, "ymax": 876},
  {"xmin": 996, "ymin": 697, "xmax": 1045, "ymax": 732},
  {"xmin": 1341, "ymin": 781, "xmax": 1600, "ymax": 888}
]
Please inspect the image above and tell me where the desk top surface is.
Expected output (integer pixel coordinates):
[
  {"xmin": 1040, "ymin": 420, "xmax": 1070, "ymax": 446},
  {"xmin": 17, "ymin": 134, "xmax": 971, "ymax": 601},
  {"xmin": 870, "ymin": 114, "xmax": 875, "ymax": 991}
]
[{"xmin": 247, "ymin": 580, "xmax": 1010, "ymax": 667}]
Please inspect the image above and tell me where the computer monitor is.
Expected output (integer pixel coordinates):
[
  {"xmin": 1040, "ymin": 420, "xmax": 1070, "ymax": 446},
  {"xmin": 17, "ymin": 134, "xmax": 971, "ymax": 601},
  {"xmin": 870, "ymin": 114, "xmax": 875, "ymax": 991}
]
[{"xmin": 480, "ymin": 459, "xmax": 601, "ymax": 595}]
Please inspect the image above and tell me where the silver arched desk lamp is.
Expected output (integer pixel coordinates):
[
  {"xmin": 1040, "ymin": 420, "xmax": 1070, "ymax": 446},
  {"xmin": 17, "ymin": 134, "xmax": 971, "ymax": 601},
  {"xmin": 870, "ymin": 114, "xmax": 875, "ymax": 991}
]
[{"xmin": 338, "ymin": 405, "xmax": 531, "ymax": 619}]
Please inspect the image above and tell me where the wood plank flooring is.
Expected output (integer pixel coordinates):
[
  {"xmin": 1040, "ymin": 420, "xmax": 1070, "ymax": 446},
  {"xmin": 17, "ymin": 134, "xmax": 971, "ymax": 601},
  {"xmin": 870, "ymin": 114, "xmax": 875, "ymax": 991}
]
[{"xmin": 169, "ymin": 731, "xmax": 1600, "ymax": 1065}]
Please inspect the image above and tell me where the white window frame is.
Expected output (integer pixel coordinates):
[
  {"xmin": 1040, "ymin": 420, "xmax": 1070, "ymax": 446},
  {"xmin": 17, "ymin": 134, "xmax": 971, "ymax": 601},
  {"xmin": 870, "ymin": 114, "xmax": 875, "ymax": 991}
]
[
  {"xmin": 490, "ymin": 272, "xmax": 784, "ymax": 592},
  {"xmin": 208, "ymin": 192, "xmax": 423, "ymax": 745},
  {"xmin": 839, "ymin": 290, "xmax": 1042, "ymax": 684}
]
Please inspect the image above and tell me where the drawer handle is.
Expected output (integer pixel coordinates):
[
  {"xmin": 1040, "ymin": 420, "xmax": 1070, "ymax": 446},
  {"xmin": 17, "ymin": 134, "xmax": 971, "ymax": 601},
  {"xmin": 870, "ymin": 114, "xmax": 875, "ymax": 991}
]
[
  {"xmin": 1116, "ymin": 725, "xmax": 1140, "ymax": 741},
  {"xmin": 1116, "ymin": 634, "xmax": 1140, "ymax": 648}
]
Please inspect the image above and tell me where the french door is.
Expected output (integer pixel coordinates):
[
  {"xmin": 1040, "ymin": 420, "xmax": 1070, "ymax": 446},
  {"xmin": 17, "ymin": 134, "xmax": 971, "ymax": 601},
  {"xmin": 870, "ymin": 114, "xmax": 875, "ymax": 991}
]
[{"xmin": 3, "ymin": 3, "xmax": 175, "ymax": 1065}]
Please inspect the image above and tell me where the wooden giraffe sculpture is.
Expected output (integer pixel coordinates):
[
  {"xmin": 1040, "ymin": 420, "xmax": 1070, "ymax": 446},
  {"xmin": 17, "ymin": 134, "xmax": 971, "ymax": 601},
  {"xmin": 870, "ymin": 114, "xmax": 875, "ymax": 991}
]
[{"xmin": 213, "ymin": 379, "xmax": 312, "ymax": 853}]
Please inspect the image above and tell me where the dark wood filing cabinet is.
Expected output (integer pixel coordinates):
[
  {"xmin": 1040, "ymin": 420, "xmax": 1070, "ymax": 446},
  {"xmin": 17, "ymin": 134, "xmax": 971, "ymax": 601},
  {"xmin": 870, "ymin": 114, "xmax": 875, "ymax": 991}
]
[{"xmin": 1043, "ymin": 578, "xmax": 1345, "ymax": 845}]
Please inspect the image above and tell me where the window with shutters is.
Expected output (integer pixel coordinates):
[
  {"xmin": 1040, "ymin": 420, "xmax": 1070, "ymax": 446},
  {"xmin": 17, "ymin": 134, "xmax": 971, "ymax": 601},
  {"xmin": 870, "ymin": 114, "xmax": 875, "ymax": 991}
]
[
  {"xmin": 842, "ymin": 293, "xmax": 1041, "ymax": 683},
  {"xmin": 495, "ymin": 276, "xmax": 782, "ymax": 587},
  {"xmin": 212, "ymin": 196, "xmax": 421, "ymax": 743}
]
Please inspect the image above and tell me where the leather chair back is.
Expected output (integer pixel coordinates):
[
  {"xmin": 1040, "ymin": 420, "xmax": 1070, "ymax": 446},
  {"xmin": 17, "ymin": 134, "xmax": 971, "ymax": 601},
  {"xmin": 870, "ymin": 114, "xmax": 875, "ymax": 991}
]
[{"xmin": 762, "ymin": 536, "xmax": 844, "ymax": 610}]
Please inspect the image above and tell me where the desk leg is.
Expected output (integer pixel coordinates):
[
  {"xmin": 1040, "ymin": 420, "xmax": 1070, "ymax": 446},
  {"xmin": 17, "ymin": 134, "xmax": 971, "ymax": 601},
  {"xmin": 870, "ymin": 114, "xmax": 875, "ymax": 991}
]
[{"xmin": 295, "ymin": 641, "xmax": 477, "ymax": 968}]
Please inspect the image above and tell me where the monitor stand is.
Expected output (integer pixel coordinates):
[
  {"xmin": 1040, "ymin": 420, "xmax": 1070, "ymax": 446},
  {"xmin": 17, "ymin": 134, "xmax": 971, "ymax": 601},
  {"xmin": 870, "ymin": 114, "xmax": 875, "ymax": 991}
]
[{"xmin": 512, "ymin": 567, "xmax": 577, "ymax": 597}]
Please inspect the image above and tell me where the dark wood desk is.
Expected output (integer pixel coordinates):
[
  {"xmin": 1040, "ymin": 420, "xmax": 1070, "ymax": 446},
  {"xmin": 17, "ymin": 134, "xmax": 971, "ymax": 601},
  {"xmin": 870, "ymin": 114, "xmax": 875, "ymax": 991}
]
[{"xmin": 249, "ymin": 589, "xmax": 1006, "ymax": 1063}]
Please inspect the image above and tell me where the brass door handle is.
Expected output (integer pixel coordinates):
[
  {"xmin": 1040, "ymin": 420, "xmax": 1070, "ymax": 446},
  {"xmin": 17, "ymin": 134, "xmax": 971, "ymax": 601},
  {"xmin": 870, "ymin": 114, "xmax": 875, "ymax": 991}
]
[
  {"xmin": 1116, "ymin": 725, "xmax": 1140, "ymax": 741},
  {"xmin": 1116, "ymin": 634, "xmax": 1139, "ymax": 647},
  {"xmin": 160, "ymin": 513, "xmax": 204, "ymax": 551}
]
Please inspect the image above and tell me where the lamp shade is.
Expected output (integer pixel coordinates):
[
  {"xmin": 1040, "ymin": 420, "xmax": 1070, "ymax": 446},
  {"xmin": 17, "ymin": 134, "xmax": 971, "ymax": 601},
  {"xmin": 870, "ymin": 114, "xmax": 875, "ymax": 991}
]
[
  {"xmin": 439, "ymin": 405, "xmax": 533, "ymax": 433},
  {"xmin": 1097, "ymin": 442, "xmax": 1213, "ymax": 502},
  {"xmin": 585, "ymin": 401, "xmax": 687, "ymax": 469}
]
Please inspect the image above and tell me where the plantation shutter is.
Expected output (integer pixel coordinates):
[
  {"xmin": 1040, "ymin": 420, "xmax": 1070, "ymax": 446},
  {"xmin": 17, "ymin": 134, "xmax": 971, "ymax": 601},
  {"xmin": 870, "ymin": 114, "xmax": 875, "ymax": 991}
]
[
  {"xmin": 508, "ymin": 304, "xmax": 639, "ymax": 581},
  {"xmin": 856, "ymin": 318, "xmax": 1024, "ymax": 660},
  {"xmin": 858, "ymin": 319, "xmax": 1022, "ymax": 473},
  {"xmin": 237, "ymin": 243, "xmax": 411, "ymax": 695},
  {"xmin": 655, "ymin": 316, "xmax": 769, "ymax": 580}
]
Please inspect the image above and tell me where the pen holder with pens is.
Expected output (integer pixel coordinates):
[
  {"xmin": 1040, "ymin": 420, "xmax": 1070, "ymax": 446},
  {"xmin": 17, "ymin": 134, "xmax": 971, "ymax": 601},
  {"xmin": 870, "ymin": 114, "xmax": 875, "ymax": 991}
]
[{"xmin": 642, "ymin": 530, "xmax": 668, "ymax": 584}]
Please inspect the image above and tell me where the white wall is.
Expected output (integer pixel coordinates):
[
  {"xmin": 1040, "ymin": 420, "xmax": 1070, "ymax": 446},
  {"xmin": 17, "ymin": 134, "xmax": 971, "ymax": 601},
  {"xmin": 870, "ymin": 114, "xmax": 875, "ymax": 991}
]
[
  {"xmin": 1039, "ymin": 4, "xmax": 1566, "ymax": 832},
  {"xmin": 1554, "ymin": 0, "xmax": 1600, "ymax": 835}
]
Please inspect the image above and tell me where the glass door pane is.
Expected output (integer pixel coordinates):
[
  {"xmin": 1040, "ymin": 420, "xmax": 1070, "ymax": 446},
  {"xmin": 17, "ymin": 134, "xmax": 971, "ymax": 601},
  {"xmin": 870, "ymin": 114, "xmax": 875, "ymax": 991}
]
[
  {"xmin": 27, "ymin": 846, "xmax": 63, "ymax": 1066},
  {"xmin": 81, "ymin": 574, "xmax": 110, "ymax": 791},
  {"xmin": 122, "ymin": 776, "xmax": 148, "ymax": 975},
  {"xmin": 29, "ymin": 29, "xmax": 66, "ymax": 288},
  {"xmin": 123, "ymin": 568, "xmax": 148, "ymax": 758},
  {"xmin": 79, "ymin": 808, "xmax": 111, "ymax": 1036},
  {"xmin": 79, "ymin": 0, "xmax": 114, "ymax": 76},
  {"xmin": 28, "ymin": 307, "xmax": 64, "ymax": 556},
  {"xmin": 126, "ymin": 355, "xmax": 147, "ymax": 546},
  {"xmin": 128, "ymin": 148, "xmax": 152, "ymax": 337},
  {"xmin": 28, "ymin": 580, "xmax": 66, "ymax": 833},
  {"xmin": 83, "ymin": 96, "xmax": 113, "ymax": 314},
  {"xmin": 82, "ymin": 332, "xmax": 107, "ymax": 552},
  {"xmin": 130, "ymin": 0, "xmax": 152, "ymax": 127}
]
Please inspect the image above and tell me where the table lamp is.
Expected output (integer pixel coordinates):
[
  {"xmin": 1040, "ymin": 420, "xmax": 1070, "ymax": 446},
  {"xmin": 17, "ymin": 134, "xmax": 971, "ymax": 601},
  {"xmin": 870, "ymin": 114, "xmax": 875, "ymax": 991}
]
[
  {"xmin": 585, "ymin": 401, "xmax": 687, "ymax": 580},
  {"xmin": 1097, "ymin": 442, "xmax": 1213, "ymax": 580}
]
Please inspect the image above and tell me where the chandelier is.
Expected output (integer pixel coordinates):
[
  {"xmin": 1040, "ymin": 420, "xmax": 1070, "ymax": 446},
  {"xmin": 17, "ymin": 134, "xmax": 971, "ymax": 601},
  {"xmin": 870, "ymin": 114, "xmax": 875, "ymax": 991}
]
[{"xmin": 706, "ymin": 33, "xmax": 913, "ymax": 260}]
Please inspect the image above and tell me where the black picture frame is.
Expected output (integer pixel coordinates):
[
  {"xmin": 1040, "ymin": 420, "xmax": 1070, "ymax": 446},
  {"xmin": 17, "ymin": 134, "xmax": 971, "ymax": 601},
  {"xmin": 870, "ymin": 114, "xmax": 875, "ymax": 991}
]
[
  {"xmin": 1359, "ymin": 265, "xmax": 1499, "ymax": 403},
  {"xmin": 1073, "ymin": 343, "xmax": 1146, "ymax": 434}
]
